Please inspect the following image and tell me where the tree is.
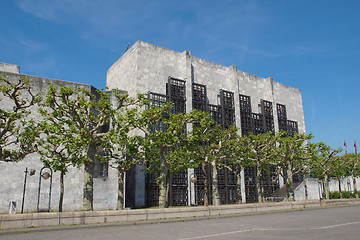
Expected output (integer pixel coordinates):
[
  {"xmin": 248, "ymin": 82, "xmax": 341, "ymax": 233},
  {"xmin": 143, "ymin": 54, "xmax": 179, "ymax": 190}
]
[
  {"xmin": 36, "ymin": 118, "xmax": 84, "ymax": 212},
  {"xmin": 99, "ymin": 93, "xmax": 146, "ymax": 210},
  {"xmin": 343, "ymin": 153, "xmax": 360, "ymax": 198},
  {"xmin": 331, "ymin": 154, "xmax": 350, "ymax": 198},
  {"xmin": 299, "ymin": 142, "xmax": 319, "ymax": 200},
  {"xmin": 230, "ymin": 136, "xmax": 256, "ymax": 204},
  {"xmin": 240, "ymin": 132, "xmax": 277, "ymax": 203},
  {"xmin": 275, "ymin": 131, "xmax": 312, "ymax": 201},
  {"xmin": 0, "ymin": 74, "xmax": 41, "ymax": 161},
  {"xmin": 310, "ymin": 142, "xmax": 343, "ymax": 199},
  {"xmin": 186, "ymin": 111, "xmax": 218, "ymax": 206},
  {"xmin": 40, "ymin": 85, "xmax": 137, "ymax": 211},
  {"xmin": 136, "ymin": 103, "xmax": 193, "ymax": 208},
  {"xmin": 187, "ymin": 111, "xmax": 240, "ymax": 206},
  {"xmin": 207, "ymin": 124, "xmax": 239, "ymax": 206}
]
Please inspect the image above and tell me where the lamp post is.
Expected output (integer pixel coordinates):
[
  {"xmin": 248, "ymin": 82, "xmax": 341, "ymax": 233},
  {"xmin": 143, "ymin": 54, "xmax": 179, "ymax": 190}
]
[
  {"xmin": 189, "ymin": 173, "xmax": 197, "ymax": 206},
  {"xmin": 21, "ymin": 167, "xmax": 36, "ymax": 214},
  {"xmin": 318, "ymin": 179, "xmax": 323, "ymax": 201}
]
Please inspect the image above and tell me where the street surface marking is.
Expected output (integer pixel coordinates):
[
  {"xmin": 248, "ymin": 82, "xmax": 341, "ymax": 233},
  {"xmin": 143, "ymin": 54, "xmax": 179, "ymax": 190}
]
[{"xmin": 177, "ymin": 221, "xmax": 360, "ymax": 240}]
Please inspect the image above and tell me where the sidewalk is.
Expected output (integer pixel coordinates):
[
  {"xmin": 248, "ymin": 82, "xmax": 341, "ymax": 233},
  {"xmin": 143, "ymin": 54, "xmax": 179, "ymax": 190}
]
[{"xmin": 1, "ymin": 198, "xmax": 359, "ymax": 231}]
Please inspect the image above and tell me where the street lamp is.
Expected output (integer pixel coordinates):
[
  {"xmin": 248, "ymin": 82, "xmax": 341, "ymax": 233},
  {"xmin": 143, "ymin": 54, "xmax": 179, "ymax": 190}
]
[
  {"xmin": 21, "ymin": 167, "xmax": 36, "ymax": 214},
  {"xmin": 318, "ymin": 179, "xmax": 323, "ymax": 201},
  {"xmin": 189, "ymin": 173, "xmax": 197, "ymax": 206}
]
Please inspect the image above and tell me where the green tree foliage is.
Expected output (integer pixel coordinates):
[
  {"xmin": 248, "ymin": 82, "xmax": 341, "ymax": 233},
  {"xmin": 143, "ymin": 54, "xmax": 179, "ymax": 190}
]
[
  {"xmin": 0, "ymin": 74, "xmax": 41, "ymax": 161},
  {"xmin": 238, "ymin": 132, "xmax": 277, "ymax": 203},
  {"xmin": 185, "ymin": 111, "xmax": 213, "ymax": 206},
  {"xmin": 343, "ymin": 153, "xmax": 360, "ymax": 198},
  {"xmin": 275, "ymin": 131, "xmax": 313, "ymax": 201},
  {"xmin": 187, "ymin": 111, "xmax": 240, "ymax": 206},
  {"xmin": 39, "ymin": 85, "xmax": 138, "ymax": 211},
  {"xmin": 136, "ymin": 102, "xmax": 193, "ymax": 208},
  {"xmin": 309, "ymin": 142, "xmax": 343, "ymax": 199},
  {"xmin": 37, "ymin": 118, "xmax": 84, "ymax": 212},
  {"xmin": 99, "ymin": 93, "xmax": 147, "ymax": 210},
  {"xmin": 330, "ymin": 154, "xmax": 351, "ymax": 198}
]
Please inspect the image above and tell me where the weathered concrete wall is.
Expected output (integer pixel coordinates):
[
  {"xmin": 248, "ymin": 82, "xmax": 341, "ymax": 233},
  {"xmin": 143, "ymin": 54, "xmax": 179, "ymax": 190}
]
[
  {"xmin": 0, "ymin": 71, "xmax": 119, "ymax": 213},
  {"xmin": 0, "ymin": 63, "xmax": 19, "ymax": 74},
  {"xmin": 273, "ymin": 81, "xmax": 306, "ymax": 133},
  {"xmin": 294, "ymin": 177, "xmax": 360, "ymax": 201},
  {"xmin": 107, "ymin": 41, "xmax": 305, "ymax": 132}
]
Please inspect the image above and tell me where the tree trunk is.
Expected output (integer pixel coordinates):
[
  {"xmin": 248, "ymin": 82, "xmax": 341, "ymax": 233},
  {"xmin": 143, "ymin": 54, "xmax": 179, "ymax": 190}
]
[
  {"xmin": 261, "ymin": 183, "xmax": 265, "ymax": 202},
  {"xmin": 256, "ymin": 162, "xmax": 262, "ymax": 203},
  {"xmin": 324, "ymin": 174, "xmax": 330, "ymax": 200},
  {"xmin": 338, "ymin": 177, "xmax": 342, "ymax": 198},
  {"xmin": 303, "ymin": 173, "xmax": 308, "ymax": 201},
  {"xmin": 165, "ymin": 171, "xmax": 170, "ymax": 207},
  {"xmin": 236, "ymin": 169, "xmax": 242, "ymax": 204},
  {"xmin": 352, "ymin": 175, "xmax": 358, "ymax": 198},
  {"xmin": 117, "ymin": 170, "xmax": 125, "ymax": 210},
  {"xmin": 202, "ymin": 162, "xmax": 209, "ymax": 206},
  {"xmin": 211, "ymin": 161, "xmax": 220, "ymax": 206},
  {"xmin": 285, "ymin": 162, "xmax": 294, "ymax": 201},
  {"xmin": 158, "ymin": 149, "xmax": 167, "ymax": 208},
  {"xmin": 59, "ymin": 171, "xmax": 65, "ymax": 212},
  {"xmin": 83, "ymin": 143, "xmax": 96, "ymax": 211}
]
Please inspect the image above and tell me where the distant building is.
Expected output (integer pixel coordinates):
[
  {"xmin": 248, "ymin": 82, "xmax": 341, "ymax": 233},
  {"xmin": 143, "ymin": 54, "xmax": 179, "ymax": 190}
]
[{"xmin": 1, "ymin": 41, "xmax": 313, "ymax": 213}]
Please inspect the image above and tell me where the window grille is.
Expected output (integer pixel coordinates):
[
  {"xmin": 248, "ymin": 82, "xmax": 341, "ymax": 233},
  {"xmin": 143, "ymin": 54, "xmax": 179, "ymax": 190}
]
[
  {"xmin": 244, "ymin": 167, "xmax": 257, "ymax": 203},
  {"xmin": 220, "ymin": 90, "xmax": 235, "ymax": 128},
  {"xmin": 148, "ymin": 92, "xmax": 168, "ymax": 107},
  {"xmin": 208, "ymin": 104, "xmax": 222, "ymax": 125},
  {"xmin": 148, "ymin": 92, "xmax": 168, "ymax": 132},
  {"xmin": 287, "ymin": 120, "xmax": 298, "ymax": 136},
  {"xmin": 145, "ymin": 163, "xmax": 160, "ymax": 207},
  {"xmin": 239, "ymin": 94, "xmax": 253, "ymax": 136},
  {"xmin": 252, "ymin": 113, "xmax": 264, "ymax": 135},
  {"xmin": 167, "ymin": 77, "xmax": 186, "ymax": 114},
  {"xmin": 192, "ymin": 83, "xmax": 207, "ymax": 112},
  {"xmin": 145, "ymin": 78, "xmax": 188, "ymax": 207},
  {"xmin": 218, "ymin": 167, "xmax": 237, "ymax": 204},
  {"xmin": 194, "ymin": 166, "xmax": 212, "ymax": 205},
  {"xmin": 277, "ymin": 104, "xmax": 288, "ymax": 131},
  {"xmin": 261, "ymin": 100, "xmax": 274, "ymax": 133},
  {"xmin": 169, "ymin": 171, "xmax": 188, "ymax": 206}
]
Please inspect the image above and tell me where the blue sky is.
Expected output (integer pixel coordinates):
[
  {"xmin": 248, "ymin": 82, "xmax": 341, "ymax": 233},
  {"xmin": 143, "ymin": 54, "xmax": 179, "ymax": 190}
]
[{"xmin": 1, "ymin": 0, "xmax": 359, "ymax": 151}]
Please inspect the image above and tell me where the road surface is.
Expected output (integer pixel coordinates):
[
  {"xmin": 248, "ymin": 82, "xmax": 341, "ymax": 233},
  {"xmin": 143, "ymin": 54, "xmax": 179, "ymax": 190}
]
[{"xmin": 1, "ymin": 205, "xmax": 360, "ymax": 240}]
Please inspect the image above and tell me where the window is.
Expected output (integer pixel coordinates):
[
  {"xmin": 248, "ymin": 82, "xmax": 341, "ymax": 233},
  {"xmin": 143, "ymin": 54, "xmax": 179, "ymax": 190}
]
[{"xmin": 94, "ymin": 159, "xmax": 108, "ymax": 178}]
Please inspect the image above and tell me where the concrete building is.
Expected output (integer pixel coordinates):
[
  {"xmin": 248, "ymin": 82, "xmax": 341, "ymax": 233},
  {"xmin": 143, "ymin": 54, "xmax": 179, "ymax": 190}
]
[
  {"xmin": 106, "ymin": 41, "xmax": 306, "ymax": 206},
  {"xmin": 0, "ymin": 64, "xmax": 119, "ymax": 213},
  {"xmin": 4, "ymin": 40, "xmax": 353, "ymax": 213}
]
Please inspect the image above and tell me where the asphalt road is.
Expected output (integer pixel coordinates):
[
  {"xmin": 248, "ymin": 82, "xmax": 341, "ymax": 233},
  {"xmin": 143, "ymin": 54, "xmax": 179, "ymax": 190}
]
[{"xmin": 1, "ymin": 205, "xmax": 360, "ymax": 240}]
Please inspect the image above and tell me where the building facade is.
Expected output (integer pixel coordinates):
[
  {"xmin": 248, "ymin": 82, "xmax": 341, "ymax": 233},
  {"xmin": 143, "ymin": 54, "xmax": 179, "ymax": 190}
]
[
  {"xmin": 2, "ymin": 40, "xmax": 337, "ymax": 213},
  {"xmin": 0, "ymin": 64, "xmax": 119, "ymax": 213},
  {"xmin": 107, "ymin": 41, "xmax": 306, "ymax": 207}
]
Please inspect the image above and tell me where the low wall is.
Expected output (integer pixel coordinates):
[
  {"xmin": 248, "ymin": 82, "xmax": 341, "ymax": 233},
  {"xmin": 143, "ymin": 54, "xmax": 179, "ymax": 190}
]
[{"xmin": 1, "ymin": 199, "xmax": 360, "ymax": 230}]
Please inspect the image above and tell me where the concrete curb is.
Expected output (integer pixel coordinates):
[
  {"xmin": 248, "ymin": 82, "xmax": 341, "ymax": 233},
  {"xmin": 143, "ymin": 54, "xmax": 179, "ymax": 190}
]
[{"xmin": 1, "ymin": 198, "xmax": 360, "ymax": 231}]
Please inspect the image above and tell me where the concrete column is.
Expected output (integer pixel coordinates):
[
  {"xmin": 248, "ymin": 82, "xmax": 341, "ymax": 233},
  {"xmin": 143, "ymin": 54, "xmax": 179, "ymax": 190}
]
[{"xmin": 241, "ymin": 169, "xmax": 246, "ymax": 203}]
